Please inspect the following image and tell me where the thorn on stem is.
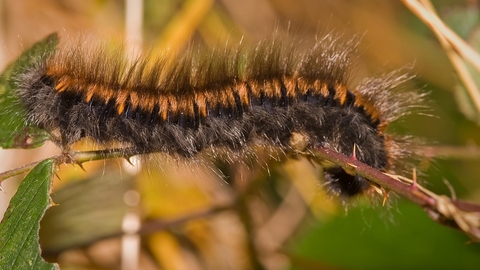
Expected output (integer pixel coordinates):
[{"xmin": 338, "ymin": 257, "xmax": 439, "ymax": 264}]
[
  {"xmin": 124, "ymin": 156, "xmax": 134, "ymax": 166},
  {"xmin": 410, "ymin": 168, "xmax": 418, "ymax": 190},
  {"xmin": 76, "ymin": 162, "xmax": 87, "ymax": 172},
  {"xmin": 382, "ymin": 190, "xmax": 390, "ymax": 206},
  {"xmin": 351, "ymin": 144, "xmax": 358, "ymax": 160}
]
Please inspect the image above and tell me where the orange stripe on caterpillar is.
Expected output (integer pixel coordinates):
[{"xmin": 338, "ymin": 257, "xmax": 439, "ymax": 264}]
[{"xmin": 334, "ymin": 84, "xmax": 348, "ymax": 106}]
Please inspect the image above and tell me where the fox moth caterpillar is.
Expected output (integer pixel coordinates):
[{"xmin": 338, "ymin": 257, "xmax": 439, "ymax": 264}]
[{"xmin": 12, "ymin": 34, "xmax": 422, "ymax": 197}]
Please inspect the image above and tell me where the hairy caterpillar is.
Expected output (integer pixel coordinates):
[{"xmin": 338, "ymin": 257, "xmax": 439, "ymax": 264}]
[{"xmin": 12, "ymin": 34, "xmax": 422, "ymax": 197}]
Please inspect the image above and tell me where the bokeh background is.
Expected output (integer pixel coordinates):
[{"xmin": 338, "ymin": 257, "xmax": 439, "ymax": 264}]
[{"xmin": 1, "ymin": 0, "xmax": 480, "ymax": 269}]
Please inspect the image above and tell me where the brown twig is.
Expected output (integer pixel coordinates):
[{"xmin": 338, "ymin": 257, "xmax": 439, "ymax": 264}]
[
  {"xmin": 309, "ymin": 147, "xmax": 480, "ymax": 241},
  {"xmin": 4, "ymin": 143, "xmax": 480, "ymax": 243}
]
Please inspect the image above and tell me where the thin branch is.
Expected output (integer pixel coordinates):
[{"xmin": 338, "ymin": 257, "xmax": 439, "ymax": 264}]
[
  {"xmin": 401, "ymin": 0, "xmax": 480, "ymax": 113},
  {"xmin": 308, "ymin": 147, "xmax": 480, "ymax": 241},
  {"xmin": 4, "ymin": 143, "xmax": 480, "ymax": 243},
  {"xmin": 58, "ymin": 147, "xmax": 138, "ymax": 164},
  {"xmin": 0, "ymin": 159, "xmax": 44, "ymax": 182},
  {"xmin": 0, "ymin": 148, "xmax": 138, "ymax": 187}
]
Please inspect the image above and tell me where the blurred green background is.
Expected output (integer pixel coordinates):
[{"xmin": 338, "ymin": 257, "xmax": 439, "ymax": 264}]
[{"xmin": 1, "ymin": 0, "xmax": 480, "ymax": 269}]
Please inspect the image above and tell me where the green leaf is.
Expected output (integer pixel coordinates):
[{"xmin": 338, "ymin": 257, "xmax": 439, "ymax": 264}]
[
  {"xmin": 290, "ymin": 202, "xmax": 480, "ymax": 270},
  {"xmin": 0, "ymin": 33, "xmax": 58, "ymax": 149},
  {"xmin": 0, "ymin": 159, "xmax": 58, "ymax": 270}
]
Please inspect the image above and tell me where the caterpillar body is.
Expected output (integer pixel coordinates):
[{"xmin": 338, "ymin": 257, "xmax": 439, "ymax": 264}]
[{"xmin": 13, "ymin": 34, "xmax": 421, "ymax": 197}]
